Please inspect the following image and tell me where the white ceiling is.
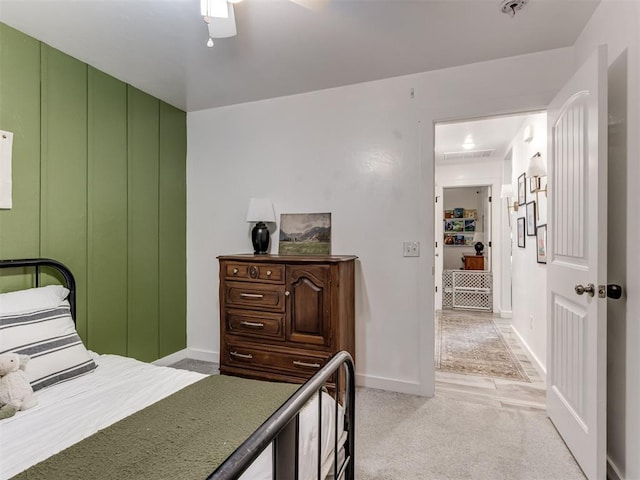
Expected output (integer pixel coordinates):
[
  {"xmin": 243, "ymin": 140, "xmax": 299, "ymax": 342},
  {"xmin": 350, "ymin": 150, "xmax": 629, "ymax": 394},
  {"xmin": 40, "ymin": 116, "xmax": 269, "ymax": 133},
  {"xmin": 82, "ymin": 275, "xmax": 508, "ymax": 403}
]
[
  {"xmin": 0, "ymin": 0, "xmax": 599, "ymax": 112},
  {"xmin": 435, "ymin": 113, "xmax": 536, "ymax": 165}
]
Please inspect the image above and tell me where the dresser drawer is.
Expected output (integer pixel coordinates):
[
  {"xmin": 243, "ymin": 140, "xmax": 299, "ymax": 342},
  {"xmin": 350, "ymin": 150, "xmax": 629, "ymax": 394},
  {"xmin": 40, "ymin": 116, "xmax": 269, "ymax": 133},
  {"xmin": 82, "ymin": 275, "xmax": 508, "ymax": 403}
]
[
  {"xmin": 225, "ymin": 309, "xmax": 285, "ymax": 341},
  {"xmin": 224, "ymin": 342, "xmax": 331, "ymax": 376},
  {"xmin": 223, "ymin": 262, "xmax": 285, "ymax": 284},
  {"xmin": 225, "ymin": 282, "xmax": 285, "ymax": 311}
]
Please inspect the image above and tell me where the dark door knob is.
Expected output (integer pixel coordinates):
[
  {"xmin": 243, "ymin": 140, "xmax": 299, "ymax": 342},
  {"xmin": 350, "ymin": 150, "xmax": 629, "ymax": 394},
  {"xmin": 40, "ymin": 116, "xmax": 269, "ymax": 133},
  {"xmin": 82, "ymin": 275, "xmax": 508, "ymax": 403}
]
[{"xmin": 607, "ymin": 284, "xmax": 623, "ymax": 299}]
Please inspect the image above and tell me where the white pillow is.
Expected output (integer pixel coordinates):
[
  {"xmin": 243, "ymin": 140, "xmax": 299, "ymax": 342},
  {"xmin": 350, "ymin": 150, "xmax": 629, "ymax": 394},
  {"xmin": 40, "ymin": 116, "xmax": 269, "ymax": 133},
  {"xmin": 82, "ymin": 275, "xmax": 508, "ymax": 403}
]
[
  {"xmin": 0, "ymin": 299, "xmax": 96, "ymax": 391},
  {"xmin": 0, "ymin": 285, "xmax": 70, "ymax": 314}
]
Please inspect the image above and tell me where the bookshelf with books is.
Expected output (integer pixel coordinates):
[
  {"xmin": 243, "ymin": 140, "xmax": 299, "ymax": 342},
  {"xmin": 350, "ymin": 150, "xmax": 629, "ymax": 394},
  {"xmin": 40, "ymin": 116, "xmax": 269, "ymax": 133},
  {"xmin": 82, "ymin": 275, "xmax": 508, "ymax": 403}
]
[{"xmin": 443, "ymin": 208, "xmax": 477, "ymax": 246}]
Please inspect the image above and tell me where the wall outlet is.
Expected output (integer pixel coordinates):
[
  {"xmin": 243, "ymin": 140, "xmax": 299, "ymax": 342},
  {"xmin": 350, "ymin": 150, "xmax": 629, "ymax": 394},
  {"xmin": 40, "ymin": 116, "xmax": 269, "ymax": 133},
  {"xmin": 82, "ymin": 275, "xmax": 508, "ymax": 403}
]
[{"xmin": 403, "ymin": 241, "xmax": 420, "ymax": 257}]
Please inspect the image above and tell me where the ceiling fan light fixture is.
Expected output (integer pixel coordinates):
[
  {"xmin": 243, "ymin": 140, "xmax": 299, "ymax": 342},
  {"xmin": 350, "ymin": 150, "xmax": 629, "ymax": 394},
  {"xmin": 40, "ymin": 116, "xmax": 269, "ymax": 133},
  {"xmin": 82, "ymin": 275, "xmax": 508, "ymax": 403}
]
[
  {"xmin": 201, "ymin": 0, "xmax": 238, "ymax": 46},
  {"xmin": 207, "ymin": 5, "xmax": 237, "ymax": 38},
  {"xmin": 201, "ymin": 0, "xmax": 229, "ymax": 19}
]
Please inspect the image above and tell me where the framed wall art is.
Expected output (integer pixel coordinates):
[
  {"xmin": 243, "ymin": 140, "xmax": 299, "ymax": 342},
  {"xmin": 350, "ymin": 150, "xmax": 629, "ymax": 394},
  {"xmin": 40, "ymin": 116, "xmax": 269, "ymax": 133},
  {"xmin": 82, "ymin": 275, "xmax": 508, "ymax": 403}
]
[
  {"xmin": 518, "ymin": 173, "xmax": 526, "ymax": 206},
  {"xmin": 526, "ymin": 201, "xmax": 536, "ymax": 236},
  {"xmin": 517, "ymin": 217, "xmax": 526, "ymax": 248},
  {"xmin": 529, "ymin": 176, "xmax": 540, "ymax": 193},
  {"xmin": 279, "ymin": 213, "xmax": 331, "ymax": 255},
  {"xmin": 536, "ymin": 224, "xmax": 547, "ymax": 264}
]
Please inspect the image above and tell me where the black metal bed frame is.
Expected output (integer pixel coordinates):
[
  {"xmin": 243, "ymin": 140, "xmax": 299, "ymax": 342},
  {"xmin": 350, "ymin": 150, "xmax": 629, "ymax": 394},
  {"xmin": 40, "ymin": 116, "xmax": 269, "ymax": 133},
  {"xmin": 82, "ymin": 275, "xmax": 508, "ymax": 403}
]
[
  {"xmin": 0, "ymin": 257, "xmax": 356, "ymax": 480},
  {"xmin": 0, "ymin": 258, "xmax": 77, "ymax": 321}
]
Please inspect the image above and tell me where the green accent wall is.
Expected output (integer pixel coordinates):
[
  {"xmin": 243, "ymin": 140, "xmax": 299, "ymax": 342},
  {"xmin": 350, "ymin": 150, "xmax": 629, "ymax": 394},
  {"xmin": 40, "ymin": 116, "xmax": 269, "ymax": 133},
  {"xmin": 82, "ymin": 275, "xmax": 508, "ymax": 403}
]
[{"xmin": 0, "ymin": 23, "xmax": 187, "ymax": 362}]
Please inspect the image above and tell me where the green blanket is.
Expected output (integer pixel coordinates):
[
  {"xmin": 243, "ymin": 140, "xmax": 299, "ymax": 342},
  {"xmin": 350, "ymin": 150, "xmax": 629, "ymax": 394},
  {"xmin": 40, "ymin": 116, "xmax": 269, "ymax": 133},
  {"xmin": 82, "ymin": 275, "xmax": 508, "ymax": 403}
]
[{"xmin": 15, "ymin": 375, "xmax": 299, "ymax": 480}]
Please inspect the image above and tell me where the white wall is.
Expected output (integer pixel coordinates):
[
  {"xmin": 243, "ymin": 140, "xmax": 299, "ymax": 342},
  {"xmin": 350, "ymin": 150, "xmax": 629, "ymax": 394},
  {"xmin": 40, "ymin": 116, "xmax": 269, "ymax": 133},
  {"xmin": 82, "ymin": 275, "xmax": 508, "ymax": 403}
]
[
  {"xmin": 507, "ymin": 112, "xmax": 547, "ymax": 374},
  {"xmin": 572, "ymin": 1, "xmax": 640, "ymax": 478},
  {"xmin": 186, "ymin": 47, "xmax": 575, "ymax": 396}
]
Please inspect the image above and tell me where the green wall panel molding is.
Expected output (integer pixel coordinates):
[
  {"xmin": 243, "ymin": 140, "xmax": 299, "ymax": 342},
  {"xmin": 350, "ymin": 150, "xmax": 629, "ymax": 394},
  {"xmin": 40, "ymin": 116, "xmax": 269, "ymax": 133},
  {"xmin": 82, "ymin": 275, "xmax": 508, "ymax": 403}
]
[
  {"xmin": 127, "ymin": 86, "xmax": 160, "ymax": 362},
  {"xmin": 0, "ymin": 24, "xmax": 41, "ymax": 291},
  {"xmin": 0, "ymin": 23, "xmax": 187, "ymax": 361},
  {"xmin": 40, "ymin": 44, "xmax": 89, "ymax": 339},
  {"xmin": 158, "ymin": 102, "xmax": 187, "ymax": 357},
  {"xmin": 87, "ymin": 67, "xmax": 128, "ymax": 355}
]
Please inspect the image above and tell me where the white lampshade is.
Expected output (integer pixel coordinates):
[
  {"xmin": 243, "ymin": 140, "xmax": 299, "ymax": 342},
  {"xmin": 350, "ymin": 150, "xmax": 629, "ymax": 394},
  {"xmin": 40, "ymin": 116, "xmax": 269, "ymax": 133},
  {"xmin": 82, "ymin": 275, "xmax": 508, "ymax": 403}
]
[
  {"xmin": 526, "ymin": 152, "xmax": 546, "ymax": 178},
  {"xmin": 500, "ymin": 184, "xmax": 514, "ymax": 199},
  {"xmin": 246, "ymin": 198, "xmax": 276, "ymax": 223}
]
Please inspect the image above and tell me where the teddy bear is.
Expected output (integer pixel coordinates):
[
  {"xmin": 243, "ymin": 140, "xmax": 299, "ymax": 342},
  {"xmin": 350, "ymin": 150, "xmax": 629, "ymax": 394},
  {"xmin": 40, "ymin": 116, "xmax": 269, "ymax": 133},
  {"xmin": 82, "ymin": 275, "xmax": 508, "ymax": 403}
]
[{"xmin": 0, "ymin": 353, "xmax": 37, "ymax": 420}]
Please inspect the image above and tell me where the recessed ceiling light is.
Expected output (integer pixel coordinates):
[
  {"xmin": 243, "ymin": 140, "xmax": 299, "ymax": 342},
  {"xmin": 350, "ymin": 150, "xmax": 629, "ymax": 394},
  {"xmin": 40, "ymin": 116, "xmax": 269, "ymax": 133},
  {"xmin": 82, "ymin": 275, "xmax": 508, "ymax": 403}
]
[{"xmin": 462, "ymin": 135, "xmax": 475, "ymax": 150}]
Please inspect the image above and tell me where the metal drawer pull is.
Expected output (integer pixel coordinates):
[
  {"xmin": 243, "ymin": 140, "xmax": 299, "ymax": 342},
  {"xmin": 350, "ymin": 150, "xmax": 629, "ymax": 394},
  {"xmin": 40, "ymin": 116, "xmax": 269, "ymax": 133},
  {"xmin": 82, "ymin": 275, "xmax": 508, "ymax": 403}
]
[
  {"xmin": 230, "ymin": 351, "xmax": 253, "ymax": 359},
  {"xmin": 232, "ymin": 268, "xmax": 239, "ymax": 275},
  {"xmin": 240, "ymin": 293, "xmax": 264, "ymax": 299},
  {"xmin": 266, "ymin": 270, "xmax": 272, "ymax": 276},
  {"xmin": 293, "ymin": 360, "xmax": 321, "ymax": 368},
  {"xmin": 240, "ymin": 321, "xmax": 265, "ymax": 328}
]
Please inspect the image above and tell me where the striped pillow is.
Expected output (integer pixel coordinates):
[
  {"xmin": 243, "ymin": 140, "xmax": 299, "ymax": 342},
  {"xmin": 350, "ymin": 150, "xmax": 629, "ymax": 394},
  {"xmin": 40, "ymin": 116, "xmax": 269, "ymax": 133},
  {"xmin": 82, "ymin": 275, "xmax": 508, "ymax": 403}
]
[{"xmin": 0, "ymin": 301, "xmax": 96, "ymax": 391}]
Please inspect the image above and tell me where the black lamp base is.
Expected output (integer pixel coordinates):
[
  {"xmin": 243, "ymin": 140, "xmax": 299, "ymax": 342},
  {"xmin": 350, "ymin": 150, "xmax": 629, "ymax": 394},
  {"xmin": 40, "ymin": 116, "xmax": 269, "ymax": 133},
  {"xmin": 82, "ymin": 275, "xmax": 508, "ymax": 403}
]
[{"xmin": 251, "ymin": 222, "xmax": 270, "ymax": 254}]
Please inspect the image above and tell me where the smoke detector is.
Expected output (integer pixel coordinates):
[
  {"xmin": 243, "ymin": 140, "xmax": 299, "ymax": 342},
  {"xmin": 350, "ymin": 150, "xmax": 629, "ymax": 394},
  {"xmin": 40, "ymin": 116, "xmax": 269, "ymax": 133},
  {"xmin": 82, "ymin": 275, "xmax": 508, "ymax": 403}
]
[{"xmin": 500, "ymin": 0, "xmax": 528, "ymax": 17}]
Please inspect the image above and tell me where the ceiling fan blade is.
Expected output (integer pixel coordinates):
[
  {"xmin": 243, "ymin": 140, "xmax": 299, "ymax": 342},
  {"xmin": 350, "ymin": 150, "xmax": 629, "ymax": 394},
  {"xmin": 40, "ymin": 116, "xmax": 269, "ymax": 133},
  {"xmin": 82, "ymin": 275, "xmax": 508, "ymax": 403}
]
[
  {"xmin": 207, "ymin": 3, "xmax": 237, "ymax": 38},
  {"xmin": 288, "ymin": 0, "xmax": 330, "ymax": 13}
]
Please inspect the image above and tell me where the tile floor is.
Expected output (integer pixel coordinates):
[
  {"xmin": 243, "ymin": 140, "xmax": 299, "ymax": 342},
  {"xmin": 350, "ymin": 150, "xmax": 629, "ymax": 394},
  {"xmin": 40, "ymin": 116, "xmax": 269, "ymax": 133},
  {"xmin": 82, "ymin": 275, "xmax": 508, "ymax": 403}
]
[{"xmin": 435, "ymin": 310, "xmax": 547, "ymax": 413}]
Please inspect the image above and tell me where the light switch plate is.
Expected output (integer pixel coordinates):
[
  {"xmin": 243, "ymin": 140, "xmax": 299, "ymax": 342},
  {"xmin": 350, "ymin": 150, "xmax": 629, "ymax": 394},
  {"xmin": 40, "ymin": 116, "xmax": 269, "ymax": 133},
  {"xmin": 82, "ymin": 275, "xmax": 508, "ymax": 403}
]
[{"xmin": 403, "ymin": 241, "xmax": 420, "ymax": 257}]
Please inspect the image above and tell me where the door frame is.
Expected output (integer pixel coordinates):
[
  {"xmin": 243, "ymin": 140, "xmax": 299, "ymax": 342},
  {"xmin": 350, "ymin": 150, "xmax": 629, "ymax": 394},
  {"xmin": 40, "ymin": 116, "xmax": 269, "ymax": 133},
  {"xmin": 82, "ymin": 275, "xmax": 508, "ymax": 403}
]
[{"xmin": 434, "ymin": 182, "xmax": 499, "ymax": 312}]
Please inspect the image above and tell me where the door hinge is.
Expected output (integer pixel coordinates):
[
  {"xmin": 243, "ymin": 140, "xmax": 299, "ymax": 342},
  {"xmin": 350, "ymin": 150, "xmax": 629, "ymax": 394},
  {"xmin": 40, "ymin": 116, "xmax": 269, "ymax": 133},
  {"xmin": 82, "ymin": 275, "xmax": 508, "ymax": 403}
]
[
  {"xmin": 435, "ymin": 241, "xmax": 438, "ymax": 248},
  {"xmin": 435, "ymin": 196, "xmax": 439, "ymax": 203},
  {"xmin": 488, "ymin": 196, "xmax": 492, "ymax": 202},
  {"xmin": 488, "ymin": 241, "xmax": 492, "ymax": 247},
  {"xmin": 435, "ymin": 286, "xmax": 438, "ymax": 293}
]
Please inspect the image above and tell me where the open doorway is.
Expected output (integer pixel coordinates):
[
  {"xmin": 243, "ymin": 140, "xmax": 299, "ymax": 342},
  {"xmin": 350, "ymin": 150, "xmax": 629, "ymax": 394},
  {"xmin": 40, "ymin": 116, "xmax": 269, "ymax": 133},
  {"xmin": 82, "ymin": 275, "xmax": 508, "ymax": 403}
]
[{"xmin": 433, "ymin": 112, "xmax": 546, "ymax": 410}]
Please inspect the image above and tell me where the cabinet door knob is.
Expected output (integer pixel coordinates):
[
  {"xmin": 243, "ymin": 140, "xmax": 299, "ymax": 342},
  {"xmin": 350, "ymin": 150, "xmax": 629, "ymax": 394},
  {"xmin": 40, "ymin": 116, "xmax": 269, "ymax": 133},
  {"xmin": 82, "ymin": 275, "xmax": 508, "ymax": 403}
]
[
  {"xmin": 232, "ymin": 268, "xmax": 239, "ymax": 275},
  {"xmin": 266, "ymin": 270, "xmax": 272, "ymax": 277},
  {"xmin": 284, "ymin": 291, "xmax": 290, "ymax": 297}
]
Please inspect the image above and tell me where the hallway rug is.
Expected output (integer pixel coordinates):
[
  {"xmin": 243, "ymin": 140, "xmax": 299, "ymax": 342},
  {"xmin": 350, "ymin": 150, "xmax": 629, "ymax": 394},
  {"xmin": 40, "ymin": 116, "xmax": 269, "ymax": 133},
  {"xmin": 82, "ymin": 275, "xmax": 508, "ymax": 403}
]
[{"xmin": 435, "ymin": 311, "xmax": 530, "ymax": 382}]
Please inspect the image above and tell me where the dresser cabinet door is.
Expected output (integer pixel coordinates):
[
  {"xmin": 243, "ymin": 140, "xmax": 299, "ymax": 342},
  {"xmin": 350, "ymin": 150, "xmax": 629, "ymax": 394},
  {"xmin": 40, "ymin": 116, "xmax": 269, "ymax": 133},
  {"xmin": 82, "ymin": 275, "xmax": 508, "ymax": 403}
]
[{"xmin": 286, "ymin": 265, "xmax": 331, "ymax": 346}]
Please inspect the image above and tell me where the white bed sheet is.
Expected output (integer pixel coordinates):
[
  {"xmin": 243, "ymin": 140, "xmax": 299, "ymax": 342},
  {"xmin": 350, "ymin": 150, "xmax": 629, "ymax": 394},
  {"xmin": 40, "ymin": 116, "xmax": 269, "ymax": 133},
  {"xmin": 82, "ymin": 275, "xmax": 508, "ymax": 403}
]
[{"xmin": 0, "ymin": 353, "xmax": 344, "ymax": 480}]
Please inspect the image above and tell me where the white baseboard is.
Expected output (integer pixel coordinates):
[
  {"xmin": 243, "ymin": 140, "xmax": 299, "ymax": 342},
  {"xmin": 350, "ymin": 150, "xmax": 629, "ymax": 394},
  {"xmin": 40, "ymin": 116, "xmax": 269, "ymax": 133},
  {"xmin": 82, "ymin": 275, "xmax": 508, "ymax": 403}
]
[
  {"xmin": 499, "ymin": 310, "xmax": 513, "ymax": 319},
  {"xmin": 356, "ymin": 373, "xmax": 426, "ymax": 396},
  {"xmin": 607, "ymin": 456, "xmax": 624, "ymax": 480},
  {"xmin": 153, "ymin": 348, "xmax": 219, "ymax": 366},
  {"xmin": 185, "ymin": 348, "xmax": 219, "ymax": 364},
  {"xmin": 152, "ymin": 349, "xmax": 189, "ymax": 366},
  {"xmin": 510, "ymin": 325, "xmax": 546, "ymax": 380}
]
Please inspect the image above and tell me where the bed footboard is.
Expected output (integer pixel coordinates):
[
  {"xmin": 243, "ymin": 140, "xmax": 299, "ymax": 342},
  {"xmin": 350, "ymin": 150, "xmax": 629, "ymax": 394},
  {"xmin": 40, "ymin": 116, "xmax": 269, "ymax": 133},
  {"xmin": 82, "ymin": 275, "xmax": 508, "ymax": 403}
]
[{"xmin": 208, "ymin": 351, "xmax": 356, "ymax": 480}]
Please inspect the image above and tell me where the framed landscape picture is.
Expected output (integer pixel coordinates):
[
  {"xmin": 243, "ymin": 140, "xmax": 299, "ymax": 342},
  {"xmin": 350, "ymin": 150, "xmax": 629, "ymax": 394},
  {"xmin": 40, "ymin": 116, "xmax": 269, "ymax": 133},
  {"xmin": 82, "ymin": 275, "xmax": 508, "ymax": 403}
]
[
  {"xmin": 279, "ymin": 213, "xmax": 331, "ymax": 255},
  {"xmin": 517, "ymin": 217, "xmax": 526, "ymax": 248},
  {"xmin": 536, "ymin": 224, "xmax": 547, "ymax": 264}
]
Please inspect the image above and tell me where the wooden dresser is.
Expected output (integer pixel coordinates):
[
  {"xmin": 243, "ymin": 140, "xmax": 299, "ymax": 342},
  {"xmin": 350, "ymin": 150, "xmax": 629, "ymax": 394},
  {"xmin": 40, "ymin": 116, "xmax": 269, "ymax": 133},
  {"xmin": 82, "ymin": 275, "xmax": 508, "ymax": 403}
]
[
  {"xmin": 463, "ymin": 255, "xmax": 484, "ymax": 270},
  {"xmin": 218, "ymin": 254, "xmax": 356, "ymax": 384}
]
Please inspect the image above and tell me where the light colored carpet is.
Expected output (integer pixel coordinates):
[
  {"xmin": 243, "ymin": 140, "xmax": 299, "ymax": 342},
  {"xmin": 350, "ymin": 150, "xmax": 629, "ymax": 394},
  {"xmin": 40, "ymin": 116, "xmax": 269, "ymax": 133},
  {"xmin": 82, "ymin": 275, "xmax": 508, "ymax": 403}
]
[
  {"xmin": 355, "ymin": 387, "xmax": 584, "ymax": 480},
  {"xmin": 436, "ymin": 311, "xmax": 530, "ymax": 382}
]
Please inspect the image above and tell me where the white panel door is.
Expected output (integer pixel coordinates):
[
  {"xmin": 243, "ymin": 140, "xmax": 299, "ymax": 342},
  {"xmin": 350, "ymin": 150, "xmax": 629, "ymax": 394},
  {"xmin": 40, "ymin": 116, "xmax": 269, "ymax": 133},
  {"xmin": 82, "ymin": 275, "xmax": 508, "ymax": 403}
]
[{"xmin": 546, "ymin": 45, "xmax": 607, "ymax": 480}]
